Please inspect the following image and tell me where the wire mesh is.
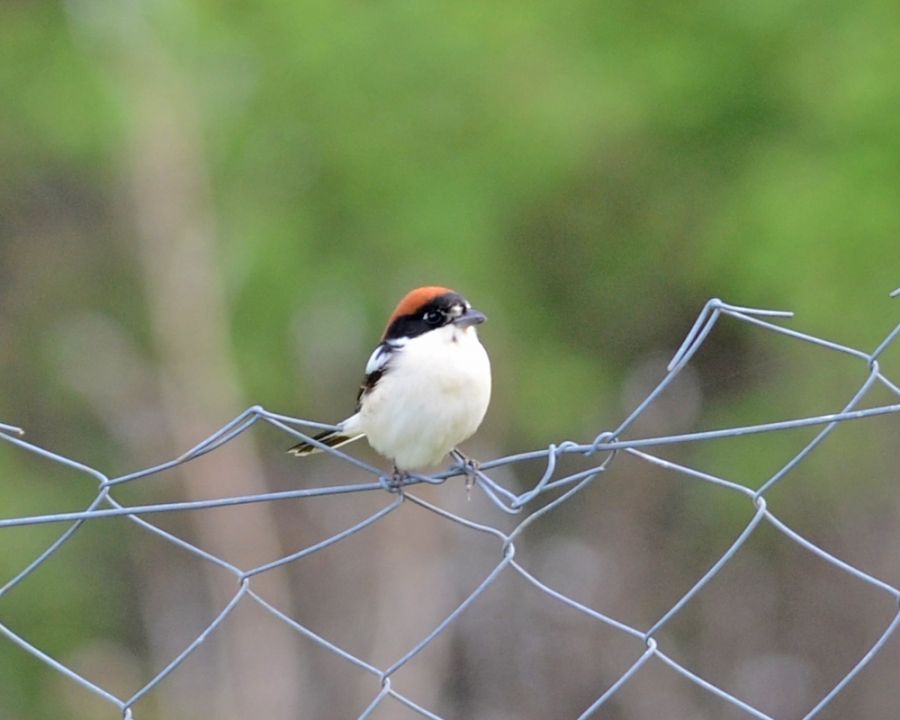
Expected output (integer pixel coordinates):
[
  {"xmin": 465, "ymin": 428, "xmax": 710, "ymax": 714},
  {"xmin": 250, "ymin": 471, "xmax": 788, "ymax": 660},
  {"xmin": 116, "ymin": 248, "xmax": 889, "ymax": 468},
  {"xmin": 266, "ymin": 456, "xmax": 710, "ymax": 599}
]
[{"xmin": 2, "ymin": 295, "xmax": 899, "ymax": 719}]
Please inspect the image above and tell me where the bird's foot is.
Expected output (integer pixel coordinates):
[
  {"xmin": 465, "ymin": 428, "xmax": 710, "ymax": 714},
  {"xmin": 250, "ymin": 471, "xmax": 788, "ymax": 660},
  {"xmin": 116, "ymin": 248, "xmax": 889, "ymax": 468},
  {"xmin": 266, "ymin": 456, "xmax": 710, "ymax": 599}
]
[
  {"xmin": 452, "ymin": 449, "xmax": 481, "ymax": 499},
  {"xmin": 387, "ymin": 466, "xmax": 409, "ymax": 492}
]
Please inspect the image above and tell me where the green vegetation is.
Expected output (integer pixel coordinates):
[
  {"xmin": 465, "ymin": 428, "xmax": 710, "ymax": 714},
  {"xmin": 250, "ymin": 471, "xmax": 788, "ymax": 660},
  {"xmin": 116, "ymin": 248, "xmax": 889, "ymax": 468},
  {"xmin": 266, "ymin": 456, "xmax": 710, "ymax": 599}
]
[{"xmin": 1, "ymin": 1, "xmax": 898, "ymax": 718}]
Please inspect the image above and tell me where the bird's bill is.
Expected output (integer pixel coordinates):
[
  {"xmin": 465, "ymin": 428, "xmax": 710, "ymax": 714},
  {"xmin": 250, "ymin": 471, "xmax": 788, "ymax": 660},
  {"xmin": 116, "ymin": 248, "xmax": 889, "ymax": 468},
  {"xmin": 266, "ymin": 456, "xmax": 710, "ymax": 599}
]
[{"xmin": 453, "ymin": 308, "xmax": 487, "ymax": 328}]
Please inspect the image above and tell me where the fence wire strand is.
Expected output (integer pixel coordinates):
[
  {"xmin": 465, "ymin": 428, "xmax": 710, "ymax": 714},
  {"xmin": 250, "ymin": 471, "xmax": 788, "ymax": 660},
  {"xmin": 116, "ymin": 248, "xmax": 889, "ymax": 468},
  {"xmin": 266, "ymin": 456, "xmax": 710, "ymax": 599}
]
[{"xmin": 2, "ymin": 296, "xmax": 900, "ymax": 719}]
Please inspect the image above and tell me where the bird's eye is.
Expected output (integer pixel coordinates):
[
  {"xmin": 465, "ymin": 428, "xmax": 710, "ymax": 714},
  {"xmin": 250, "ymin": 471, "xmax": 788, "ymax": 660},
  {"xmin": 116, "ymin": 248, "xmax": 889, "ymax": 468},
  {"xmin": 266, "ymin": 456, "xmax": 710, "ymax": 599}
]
[{"xmin": 424, "ymin": 310, "xmax": 444, "ymax": 326}]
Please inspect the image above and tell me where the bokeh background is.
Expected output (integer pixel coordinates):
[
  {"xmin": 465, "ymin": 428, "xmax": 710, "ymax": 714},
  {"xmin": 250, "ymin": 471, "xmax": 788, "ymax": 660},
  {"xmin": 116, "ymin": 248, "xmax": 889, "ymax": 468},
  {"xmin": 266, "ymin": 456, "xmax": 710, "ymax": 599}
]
[{"xmin": 1, "ymin": 1, "xmax": 899, "ymax": 718}]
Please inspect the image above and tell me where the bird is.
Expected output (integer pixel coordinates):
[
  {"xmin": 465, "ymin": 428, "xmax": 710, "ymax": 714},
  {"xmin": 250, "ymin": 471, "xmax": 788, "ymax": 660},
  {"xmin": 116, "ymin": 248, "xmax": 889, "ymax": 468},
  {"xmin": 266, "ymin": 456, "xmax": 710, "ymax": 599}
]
[{"xmin": 288, "ymin": 286, "xmax": 491, "ymax": 480}]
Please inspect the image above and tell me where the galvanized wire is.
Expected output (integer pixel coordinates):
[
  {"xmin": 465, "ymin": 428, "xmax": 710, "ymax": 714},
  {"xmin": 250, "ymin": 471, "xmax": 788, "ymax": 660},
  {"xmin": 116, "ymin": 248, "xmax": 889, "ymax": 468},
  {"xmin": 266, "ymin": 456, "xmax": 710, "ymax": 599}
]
[{"xmin": 2, "ymin": 295, "xmax": 900, "ymax": 719}]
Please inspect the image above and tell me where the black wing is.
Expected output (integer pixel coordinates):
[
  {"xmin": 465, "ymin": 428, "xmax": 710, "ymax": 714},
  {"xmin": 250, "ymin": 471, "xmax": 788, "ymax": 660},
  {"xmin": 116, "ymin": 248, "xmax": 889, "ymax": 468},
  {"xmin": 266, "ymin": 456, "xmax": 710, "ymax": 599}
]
[{"xmin": 355, "ymin": 341, "xmax": 398, "ymax": 410}]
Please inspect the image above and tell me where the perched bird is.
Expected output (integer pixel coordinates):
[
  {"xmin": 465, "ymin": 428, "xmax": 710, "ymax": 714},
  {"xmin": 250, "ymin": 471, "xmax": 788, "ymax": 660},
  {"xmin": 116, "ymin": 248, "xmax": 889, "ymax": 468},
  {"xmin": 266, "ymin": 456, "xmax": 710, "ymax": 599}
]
[{"xmin": 288, "ymin": 286, "xmax": 491, "ymax": 477}]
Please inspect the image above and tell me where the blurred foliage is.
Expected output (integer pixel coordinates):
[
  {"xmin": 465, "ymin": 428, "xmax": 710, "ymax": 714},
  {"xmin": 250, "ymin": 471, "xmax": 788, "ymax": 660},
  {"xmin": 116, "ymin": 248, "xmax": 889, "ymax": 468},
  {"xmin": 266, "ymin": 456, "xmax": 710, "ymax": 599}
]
[{"xmin": 1, "ymin": 0, "xmax": 899, "ymax": 718}]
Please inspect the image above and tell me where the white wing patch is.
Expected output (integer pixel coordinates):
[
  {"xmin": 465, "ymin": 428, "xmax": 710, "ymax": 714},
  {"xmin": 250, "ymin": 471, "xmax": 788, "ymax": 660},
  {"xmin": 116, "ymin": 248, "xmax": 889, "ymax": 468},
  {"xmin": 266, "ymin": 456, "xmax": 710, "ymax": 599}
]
[{"xmin": 365, "ymin": 341, "xmax": 401, "ymax": 376}]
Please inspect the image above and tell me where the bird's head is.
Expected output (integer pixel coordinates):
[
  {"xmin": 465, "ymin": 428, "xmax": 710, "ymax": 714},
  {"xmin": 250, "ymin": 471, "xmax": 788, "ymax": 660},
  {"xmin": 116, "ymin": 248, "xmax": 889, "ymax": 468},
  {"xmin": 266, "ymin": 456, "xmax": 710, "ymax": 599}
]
[{"xmin": 383, "ymin": 286, "xmax": 486, "ymax": 342}]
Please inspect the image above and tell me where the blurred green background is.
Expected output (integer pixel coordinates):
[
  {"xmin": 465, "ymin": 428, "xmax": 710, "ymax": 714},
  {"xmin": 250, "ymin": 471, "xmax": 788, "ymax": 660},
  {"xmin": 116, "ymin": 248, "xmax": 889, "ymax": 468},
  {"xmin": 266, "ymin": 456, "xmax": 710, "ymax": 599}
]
[{"xmin": 1, "ymin": 1, "xmax": 899, "ymax": 718}]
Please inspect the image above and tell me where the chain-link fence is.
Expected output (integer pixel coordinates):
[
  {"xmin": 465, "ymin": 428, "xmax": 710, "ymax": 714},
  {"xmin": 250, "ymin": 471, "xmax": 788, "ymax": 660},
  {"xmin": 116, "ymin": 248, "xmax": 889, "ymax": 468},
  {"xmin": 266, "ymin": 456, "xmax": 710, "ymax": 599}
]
[{"xmin": 2, "ymin": 296, "xmax": 899, "ymax": 719}]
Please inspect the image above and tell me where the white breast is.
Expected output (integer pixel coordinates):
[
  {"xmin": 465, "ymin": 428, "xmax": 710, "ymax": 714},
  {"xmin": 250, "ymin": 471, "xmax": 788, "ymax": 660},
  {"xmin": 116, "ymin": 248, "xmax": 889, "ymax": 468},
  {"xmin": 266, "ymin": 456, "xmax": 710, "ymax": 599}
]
[{"xmin": 356, "ymin": 325, "xmax": 491, "ymax": 470}]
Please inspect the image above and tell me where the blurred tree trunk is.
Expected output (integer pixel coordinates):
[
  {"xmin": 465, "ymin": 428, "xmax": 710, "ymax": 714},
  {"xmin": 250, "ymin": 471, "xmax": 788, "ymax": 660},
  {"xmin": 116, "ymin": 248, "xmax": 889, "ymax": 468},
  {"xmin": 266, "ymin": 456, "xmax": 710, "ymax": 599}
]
[{"xmin": 65, "ymin": 4, "xmax": 308, "ymax": 717}]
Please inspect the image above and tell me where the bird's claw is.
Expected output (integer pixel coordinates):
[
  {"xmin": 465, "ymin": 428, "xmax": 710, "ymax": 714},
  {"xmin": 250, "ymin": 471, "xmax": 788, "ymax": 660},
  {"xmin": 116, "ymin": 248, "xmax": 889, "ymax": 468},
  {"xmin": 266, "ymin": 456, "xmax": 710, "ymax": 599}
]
[
  {"xmin": 387, "ymin": 467, "xmax": 408, "ymax": 492},
  {"xmin": 452, "ymin": 450, "xmax": 480, "ymax": 499}
]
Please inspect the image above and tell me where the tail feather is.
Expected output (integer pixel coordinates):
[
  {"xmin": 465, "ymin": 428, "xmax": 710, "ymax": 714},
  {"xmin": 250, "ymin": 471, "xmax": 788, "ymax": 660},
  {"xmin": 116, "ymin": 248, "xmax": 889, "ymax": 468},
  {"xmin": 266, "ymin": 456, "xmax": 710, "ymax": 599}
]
[{"xmin": 287, "ymin": 428, "xmax": 364, "ymax": 457}]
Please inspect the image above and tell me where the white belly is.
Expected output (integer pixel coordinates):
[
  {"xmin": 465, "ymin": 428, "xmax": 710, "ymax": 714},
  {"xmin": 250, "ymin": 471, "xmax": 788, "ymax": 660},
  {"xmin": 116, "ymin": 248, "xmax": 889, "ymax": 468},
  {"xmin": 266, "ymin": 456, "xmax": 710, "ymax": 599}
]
[{"xmin": 356, "ymin": 325, "xmax": 491, "ymax": 469}]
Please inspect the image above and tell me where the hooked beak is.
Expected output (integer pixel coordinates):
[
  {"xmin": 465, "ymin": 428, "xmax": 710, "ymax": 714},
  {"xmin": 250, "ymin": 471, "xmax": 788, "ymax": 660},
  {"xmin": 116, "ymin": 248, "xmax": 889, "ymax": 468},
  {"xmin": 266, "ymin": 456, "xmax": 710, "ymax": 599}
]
[{"xmin": 453, "ymin": 307, "xmax": 487, "ymax": 328}]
